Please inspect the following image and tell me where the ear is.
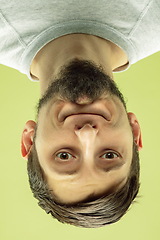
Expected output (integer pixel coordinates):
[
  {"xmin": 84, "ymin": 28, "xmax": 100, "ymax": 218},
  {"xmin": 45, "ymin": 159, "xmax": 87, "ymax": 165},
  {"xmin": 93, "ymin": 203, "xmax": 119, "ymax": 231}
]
[
  {"xmin": 21, "ymin": 120, "xmax": 36, "ymax": 160},
  {"xmin": 127, "ymin": 112, "xmax": 143, "ymax": 151}
]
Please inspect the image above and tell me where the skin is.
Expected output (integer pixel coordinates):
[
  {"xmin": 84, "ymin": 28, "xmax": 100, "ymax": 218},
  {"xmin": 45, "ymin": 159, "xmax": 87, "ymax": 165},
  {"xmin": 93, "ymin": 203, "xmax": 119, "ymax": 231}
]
[
  {"xmin": 21, "ymin": 33, "xmax": 142, "ymax": 204},
  {"xmin": 30, "ymin": 34, "xmax": 129, "ymax": 95}
]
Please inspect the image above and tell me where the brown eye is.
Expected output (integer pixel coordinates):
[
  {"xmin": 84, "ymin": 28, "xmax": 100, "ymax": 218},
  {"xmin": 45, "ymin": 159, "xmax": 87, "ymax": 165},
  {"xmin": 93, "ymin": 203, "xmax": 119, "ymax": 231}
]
[
  {"xmin": 101, "ymin": 152, "xmax": 119, "ymax": 159},
  {"xmin": 56, "ymin": 152, "xmax": 73, "ymax": 160}
]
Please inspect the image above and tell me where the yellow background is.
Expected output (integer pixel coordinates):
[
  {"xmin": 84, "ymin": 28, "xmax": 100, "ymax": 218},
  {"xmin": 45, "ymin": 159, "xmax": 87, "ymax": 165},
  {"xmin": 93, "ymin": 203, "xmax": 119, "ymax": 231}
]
[{"xmin": 0, "ymin": 51, "xmax": 160, "ymax": 239}]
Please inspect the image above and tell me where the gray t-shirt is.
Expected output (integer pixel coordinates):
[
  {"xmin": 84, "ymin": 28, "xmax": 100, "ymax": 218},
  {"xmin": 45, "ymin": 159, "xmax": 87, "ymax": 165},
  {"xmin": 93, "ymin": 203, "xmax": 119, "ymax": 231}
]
[{"xmin": 0, "ymin": 0, "xmax": 159, "ymax": 80}]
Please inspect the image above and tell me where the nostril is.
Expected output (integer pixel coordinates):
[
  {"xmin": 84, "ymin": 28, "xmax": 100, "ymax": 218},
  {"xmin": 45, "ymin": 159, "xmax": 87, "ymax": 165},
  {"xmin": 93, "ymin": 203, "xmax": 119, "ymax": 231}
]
[
  {"xmin": 75, "ymin": 125, "xmax": 82, "ymax": 130},
  {"xmin": 75, "ymin": 124, "xmax": 97, "ymax": 130}
]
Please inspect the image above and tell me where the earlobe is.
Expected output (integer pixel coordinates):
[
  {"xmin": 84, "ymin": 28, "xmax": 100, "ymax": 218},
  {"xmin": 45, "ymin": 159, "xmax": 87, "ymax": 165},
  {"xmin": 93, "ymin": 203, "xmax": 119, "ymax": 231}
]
[
  {"xmin": 127, "ymin": 112, "xmax": 143, "ymax": 151},
  {"xmin": 21, "ymin": 120, "xmax": 36, "ymax": 160}
]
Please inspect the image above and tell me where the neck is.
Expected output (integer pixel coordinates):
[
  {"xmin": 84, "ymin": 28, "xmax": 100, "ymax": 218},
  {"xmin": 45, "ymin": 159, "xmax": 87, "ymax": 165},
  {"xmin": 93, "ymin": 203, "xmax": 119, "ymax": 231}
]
[{"xmin": 31, "ymin": 34, "xmax": 128, "ymax": 95}]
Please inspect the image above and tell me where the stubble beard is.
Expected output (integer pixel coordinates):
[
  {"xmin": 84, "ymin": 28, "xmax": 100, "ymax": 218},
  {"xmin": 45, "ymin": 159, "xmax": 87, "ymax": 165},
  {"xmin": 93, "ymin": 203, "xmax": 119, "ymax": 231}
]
[{"xmin": 37, "ymin": 59, "xmax": 126, "ymax": 114}]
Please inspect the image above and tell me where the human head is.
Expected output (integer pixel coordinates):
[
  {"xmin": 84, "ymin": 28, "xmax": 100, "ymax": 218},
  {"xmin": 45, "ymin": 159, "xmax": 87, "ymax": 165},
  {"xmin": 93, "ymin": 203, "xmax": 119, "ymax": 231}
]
[{"xmin": 21, "ymin": 60, "xmax": 142, "ymax": 227}]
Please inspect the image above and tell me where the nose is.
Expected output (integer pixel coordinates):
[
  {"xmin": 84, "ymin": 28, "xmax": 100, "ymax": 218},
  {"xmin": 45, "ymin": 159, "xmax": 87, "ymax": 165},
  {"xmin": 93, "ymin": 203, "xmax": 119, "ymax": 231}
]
[
  {"xmin": 75, "ymin": 123, "xmax": 98, "ymax": 135},
  {"xmin": 74, "ymin": 124, "xmax": 98, "ymax": 154}
]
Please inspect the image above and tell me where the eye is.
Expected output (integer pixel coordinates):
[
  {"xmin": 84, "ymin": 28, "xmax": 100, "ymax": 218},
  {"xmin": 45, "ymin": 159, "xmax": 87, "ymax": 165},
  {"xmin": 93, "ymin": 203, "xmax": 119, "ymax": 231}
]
[
  {"xmin": 101, "ymin": 152, "xmax": 119, "ymax": 160},
  {"xmin": 56, "ymin": 152, "xmax": 74, "ymax": 161}
]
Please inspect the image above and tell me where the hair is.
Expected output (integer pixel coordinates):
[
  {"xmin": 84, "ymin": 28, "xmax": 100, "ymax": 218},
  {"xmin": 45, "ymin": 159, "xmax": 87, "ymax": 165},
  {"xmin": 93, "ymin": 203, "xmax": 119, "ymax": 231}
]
[{"xmin": 27, "ymin": 134, "xmax": 140, "ymax": 228}]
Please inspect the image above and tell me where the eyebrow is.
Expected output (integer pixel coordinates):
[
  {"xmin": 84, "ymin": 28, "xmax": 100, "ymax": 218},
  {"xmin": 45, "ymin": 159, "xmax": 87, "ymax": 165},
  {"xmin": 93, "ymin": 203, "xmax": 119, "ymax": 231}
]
[
  {"xmin": 103, "ymin": 161, "xmax": 125, "ymax": 172},
  {"xmin": 53, "ymin": 158, "xmax": 125, "ymax": 176}
]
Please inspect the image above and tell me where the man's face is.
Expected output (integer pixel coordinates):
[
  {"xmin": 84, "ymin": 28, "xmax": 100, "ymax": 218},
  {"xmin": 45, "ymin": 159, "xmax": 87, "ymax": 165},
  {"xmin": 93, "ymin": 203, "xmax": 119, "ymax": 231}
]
[{"xmin": 35, "ymin": 60, "xmax": 134, "ymax": 205}]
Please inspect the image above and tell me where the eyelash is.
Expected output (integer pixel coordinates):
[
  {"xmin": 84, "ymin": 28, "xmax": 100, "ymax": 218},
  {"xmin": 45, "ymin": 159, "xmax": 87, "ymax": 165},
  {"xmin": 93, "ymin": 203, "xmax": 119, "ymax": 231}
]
[
  {"xmin": 56, "ymin": 151, "xmax": 120, "ymax": 161},
  {"xmin": 101, "ymin": 152, "xmax": 119, "ymax": 159},
  {"xmin": 56, "ymin": 152, "xmax": 74, "ymax": 161}
]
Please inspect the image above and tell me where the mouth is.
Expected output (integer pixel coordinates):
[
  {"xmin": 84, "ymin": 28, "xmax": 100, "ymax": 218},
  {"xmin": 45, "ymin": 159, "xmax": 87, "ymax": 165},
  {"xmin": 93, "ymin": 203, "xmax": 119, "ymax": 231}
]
[
  {"xmin": 63, "ymin": 113, "xmax": 107, "ymax": 121},
  {"xmin": 58, "ymin": 102, "xmax": 112, "ymax": 122}
]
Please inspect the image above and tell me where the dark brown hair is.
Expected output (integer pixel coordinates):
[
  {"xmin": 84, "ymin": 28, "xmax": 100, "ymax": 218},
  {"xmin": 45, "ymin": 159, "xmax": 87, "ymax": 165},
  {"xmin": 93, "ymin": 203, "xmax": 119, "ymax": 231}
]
[{"xmin": 27, "ymin": 138, "xmax": 140, "ymax": 228}]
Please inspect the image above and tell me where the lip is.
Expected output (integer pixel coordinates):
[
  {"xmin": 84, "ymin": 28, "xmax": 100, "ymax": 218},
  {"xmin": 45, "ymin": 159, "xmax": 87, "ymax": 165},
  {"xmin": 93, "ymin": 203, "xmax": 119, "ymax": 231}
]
[
  {"xmin": 58, "ymin": 102, "xmax": 112, "ymax": 122},
  {"xmin": 64, "ymin": 114, "xmax": 107, "ymax": 128}
]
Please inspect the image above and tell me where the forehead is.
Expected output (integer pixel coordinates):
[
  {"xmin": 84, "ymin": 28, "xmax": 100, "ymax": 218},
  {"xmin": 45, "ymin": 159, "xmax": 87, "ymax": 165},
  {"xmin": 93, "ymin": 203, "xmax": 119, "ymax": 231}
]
[
  {"xmin": 45, "ymin": 155, "xmax": 132, "ymax": 205},
  {"xmin": 35, "ymin": 137, "xmax": 133, "ymax": 205}
]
